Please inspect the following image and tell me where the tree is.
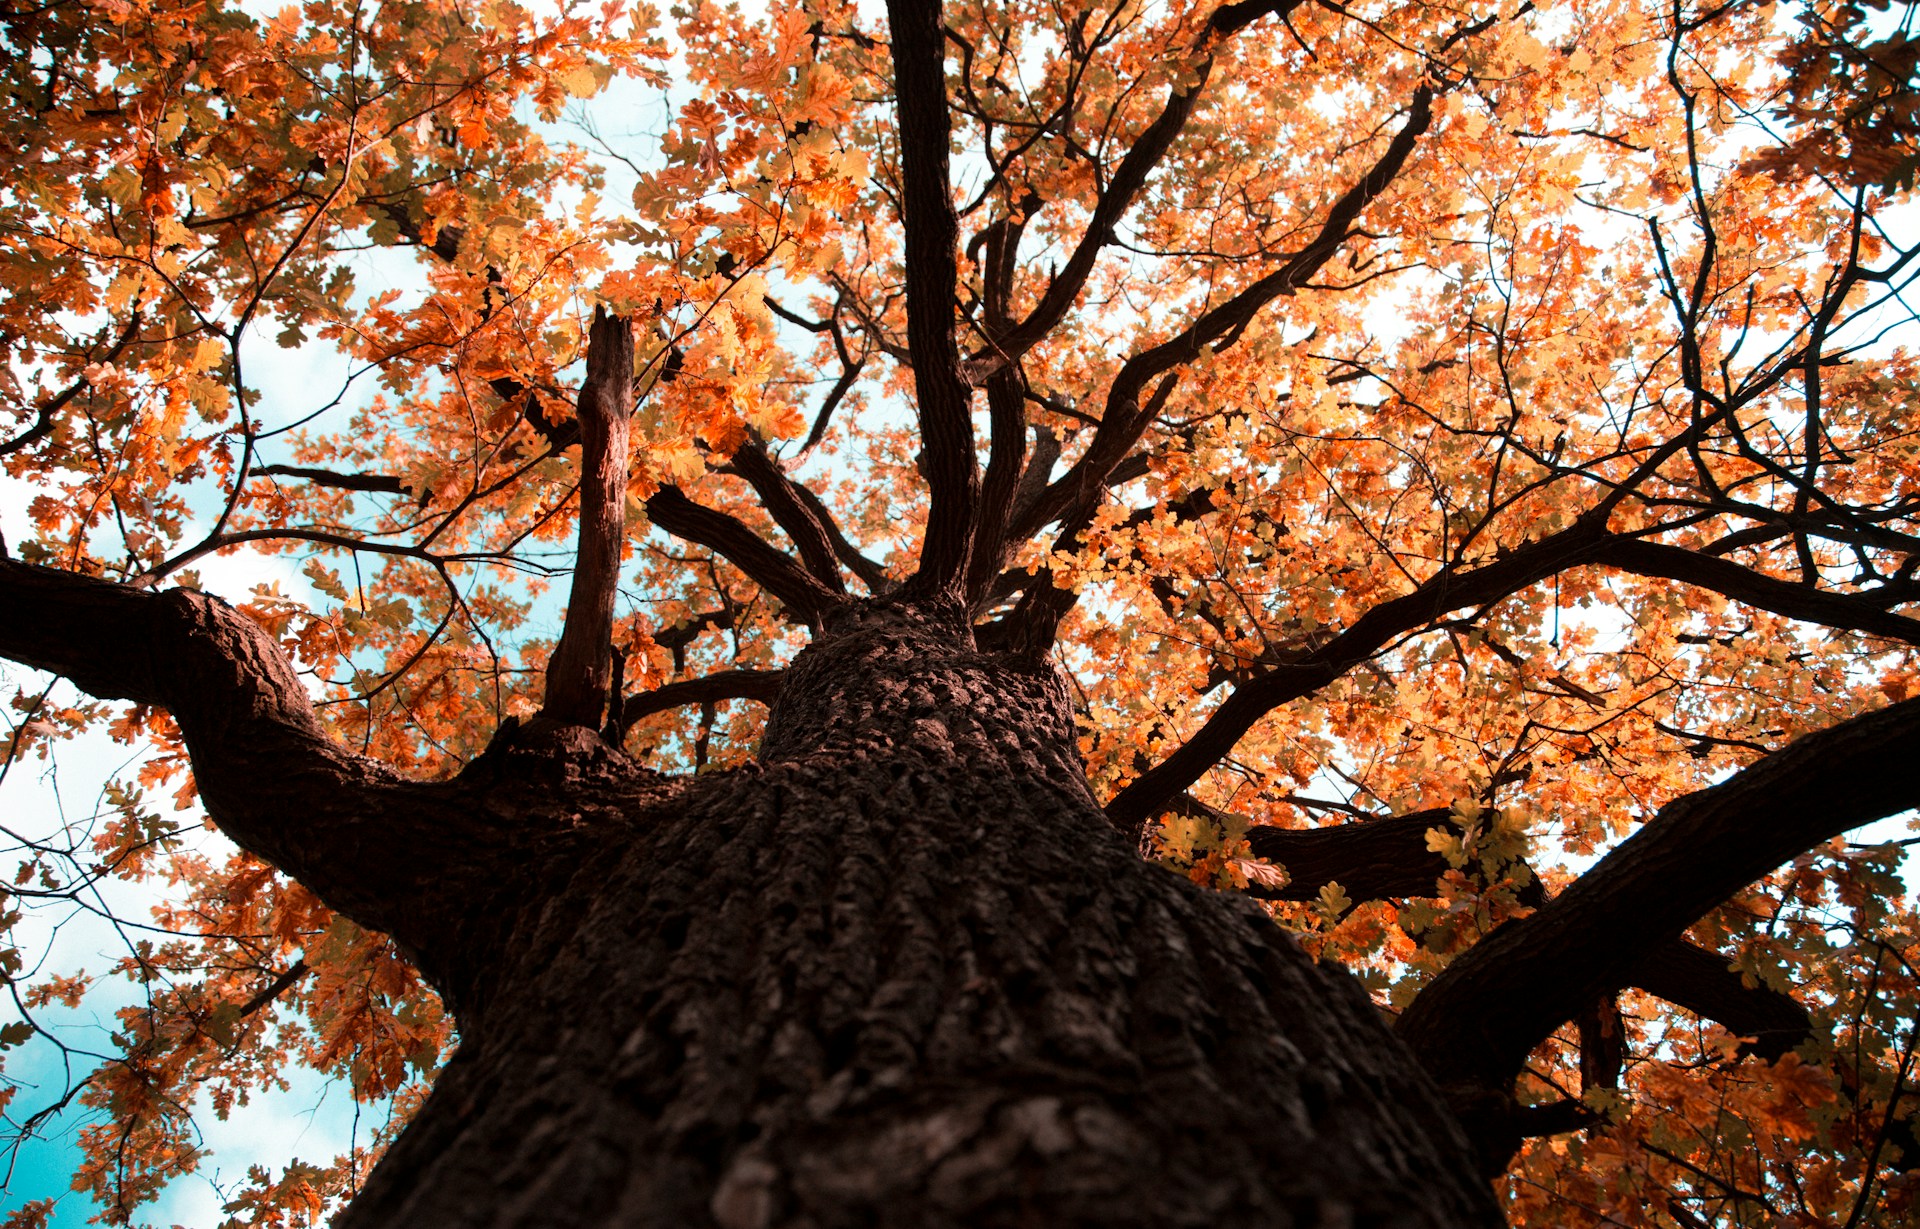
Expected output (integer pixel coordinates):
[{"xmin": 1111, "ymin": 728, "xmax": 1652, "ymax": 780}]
[{"xmin": 0, "ymin": 0, "xmax": 1917, "ymax": 1221}]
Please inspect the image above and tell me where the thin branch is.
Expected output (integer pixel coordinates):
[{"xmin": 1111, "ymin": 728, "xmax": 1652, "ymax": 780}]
[
  {"xmin": 959, "ymin": 0, "xmax": 1310, "ymax": 384},
  {"xmin": 254, "ymin": 465, "xmax": 412, "ymax": 496},
  {"xmin": 1105, "ymin": 509, "xmax": 1607, "ymax": 838},
  {"xmin": 0, "ymin": 314, "xmax": 144, "ymax": 458},
  {"xmin": 1008, "ymin": 85, "xmax": 1436, "ymax": 559},
  {"xmin": 1107, "ymin": 520, "xmax": 1920, "ymax": 840}
]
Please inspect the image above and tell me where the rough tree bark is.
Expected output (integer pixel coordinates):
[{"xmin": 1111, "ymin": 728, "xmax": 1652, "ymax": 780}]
[
  {"xmin": 324, "ymin": 596, "xmax": 1500, "ymax": 1227},
  {"xmin": 0, "ymin": 548, "xmax": 1504, "ymax": 1224}
]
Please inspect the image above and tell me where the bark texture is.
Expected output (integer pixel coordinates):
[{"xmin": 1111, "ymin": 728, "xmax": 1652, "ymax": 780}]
[
  {"xmin": 543, "ymin": 307, "xmax": 636, "ymax": 728},
  {"xmin": 339, "ymin": 597, "xmax": 1499, "ymax": 1228}
]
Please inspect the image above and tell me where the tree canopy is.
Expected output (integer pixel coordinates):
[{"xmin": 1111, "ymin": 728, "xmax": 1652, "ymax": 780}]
[{"xmin": 1, "ymin": 0, "xmax": 1919, "ymax": 1222}]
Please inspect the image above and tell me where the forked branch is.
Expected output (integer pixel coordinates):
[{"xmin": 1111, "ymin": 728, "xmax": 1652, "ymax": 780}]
[
  {"xmin": 958, "ymin": 0, "xmax": 1310, "ymax": 386},
  {"xmin": 725, "ymin": 442, "xmax": 850, "ymax": 594},
  {"xmin": 1010, "ymin": 86, "xmax": 1436, "ymax": 551},
  {"xmin": 644, "ymin": 487, "xmax": 846, "ymax": 623}
]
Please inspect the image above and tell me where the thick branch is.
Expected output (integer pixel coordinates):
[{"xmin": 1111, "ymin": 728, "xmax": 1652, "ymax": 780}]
[
  {"xmin": 1239, "ymin": 807, "xmax": 1813, "ymax": 1058},
  {"xmin": 254, "ymin": 464, "xmax": 413, "ymax": 496},
  {"xmin": 616, "ymin": 667, "xmax": 785, "ymax": 736},
  {"xmin": 1396, "ymin": 696, "xmax": 1920, "ymax": 1157},
  {"xmin": 725, "ymin": 442, "xmax": 849, "ymax": 594},
  {"xmin": 1243, "ymin": 806, "xmax": 1454, "ymax": 901},
  {"xmin": 788, "ymin": 481, "xmax": 896, "ymax": 594},
  {"xmin": 1208, "ymin": 0, "xmax": 1309, "ymax": 33},
  {"xmin": 1596, "ymin": 538, "xmax": 1920, "ymax": 645},
  {"xmin": 1630, "ymin": 940, "xmax": 1811, "ymax": 1062},
  {"xmin": 966, "ymin": 366, "xmax": 1028, "ymax": 603},
  {"xmin": 887, "ymin": 0, "xmax": 980, "ymax": 594},
  {"xmin": 644, "ymin": 487, "xmax": 844, "ymax": 624},
  {"xmin": 0, "ymin": 559, "xmax": 494, "ymax": 985},
  {"xmin": 543, "ymin": 309, "xmax": 636, "ymax": 728}
]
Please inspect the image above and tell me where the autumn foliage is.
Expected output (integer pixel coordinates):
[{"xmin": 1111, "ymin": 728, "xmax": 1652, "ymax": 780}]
[{"xmin": 1, "ymin": 0, "xmax": 1918, "ymax": 1222}]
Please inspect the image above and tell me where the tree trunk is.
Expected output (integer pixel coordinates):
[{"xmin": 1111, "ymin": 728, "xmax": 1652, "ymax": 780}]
[{"xmin": 337, "ymin": 597, "xmax": 1499, "ymax": 1228}]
